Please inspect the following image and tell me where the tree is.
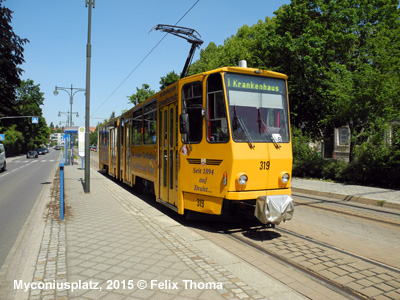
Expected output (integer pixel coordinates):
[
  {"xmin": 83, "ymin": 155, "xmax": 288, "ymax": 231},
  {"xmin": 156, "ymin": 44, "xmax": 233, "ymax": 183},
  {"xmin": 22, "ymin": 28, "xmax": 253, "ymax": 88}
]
[
  {"xmin": 127, "ymin": 84, "xmax": 155, "ymax": 105},
  {"xmin": 269, "ymin": 0, "xmax": 400, "ymax": 160},
  {"xmin": 217, "ymin": 21, "xmax": 273, "ymax": 69},
  {"xmin": 188, "ymin": 42, "xmax": 222, "ymax": 75},
  {"xmin": 90, "ymin": 125, "xmax": 98, "ymax": 146},
  {"xmin": 188, "ymin": 19, "xmax": 277, "ymax": 75},
  {"xmin": 1, "ymin": 124, "xmax": 24, "ymax": 156},
  {"xmin": 0, "ymin": 0, "xmax": 29, "ymax": 119},
  {"xmin": 159, "ymin": 71, "xmax": 179, "ymax": 90},
  {"xmin": 188, "ymin": 0, "xmax": 400, "ymax": 163},
  {"xmin": 15, "ymin": 79, "xmax": 49, "ymax": 151}
]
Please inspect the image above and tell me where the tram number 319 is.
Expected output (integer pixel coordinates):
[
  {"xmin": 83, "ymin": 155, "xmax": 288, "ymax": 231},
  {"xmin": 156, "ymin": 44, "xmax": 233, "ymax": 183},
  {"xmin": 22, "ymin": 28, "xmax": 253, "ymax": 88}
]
[
  {"xmin": 197, "ymin": 198, "xmax": 205, "ymax": 208},
  {"xmin": 260, "ymin": 161, "xmax": 270, "ymax": 170}
]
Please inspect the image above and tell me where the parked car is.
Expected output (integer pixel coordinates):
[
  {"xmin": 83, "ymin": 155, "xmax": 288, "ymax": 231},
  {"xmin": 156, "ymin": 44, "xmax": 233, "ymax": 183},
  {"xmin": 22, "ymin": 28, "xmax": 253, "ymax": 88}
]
[
  {"xmin": 36, "ymin": 148, "xmax": 46, "ymax": 155},
  {"xmin": 27, "ymin": 150, "xmax": 39, "ymax": 158},
  {"xmin": 44, "ymin": 147, "xmax": 49, "ymax": 153},
  {"xmin": 0, "ymin": 143, "xmax": 6, "ymax": 172},
  {"xmin": 55, "ymin": 145, "xmax": 61, "ymax": 150},
  {"xmin": 90, "ymin": 146, "xmax": 97, "ymax": 152}
]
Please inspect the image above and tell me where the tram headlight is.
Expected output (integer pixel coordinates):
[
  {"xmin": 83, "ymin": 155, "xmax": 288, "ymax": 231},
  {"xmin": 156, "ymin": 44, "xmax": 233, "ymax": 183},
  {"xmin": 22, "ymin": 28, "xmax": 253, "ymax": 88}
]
[
  {"xmin": 280, "ymin": 172, "xmax": 290, "ymax": 184},
  {"xmin": 235, "ymin": 173, "xmax": 248, "ymax": 190},
  {"xmin": 238, "ymin": 174, "xmax": 248, "ymax": 185}
]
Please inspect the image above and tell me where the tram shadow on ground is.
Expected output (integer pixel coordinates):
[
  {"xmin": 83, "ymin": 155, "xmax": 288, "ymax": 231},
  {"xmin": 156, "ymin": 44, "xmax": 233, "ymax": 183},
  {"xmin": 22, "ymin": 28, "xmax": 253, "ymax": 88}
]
[{"xmin": 97, "ymin": 170, "xmax": 282, "ymax": 242}]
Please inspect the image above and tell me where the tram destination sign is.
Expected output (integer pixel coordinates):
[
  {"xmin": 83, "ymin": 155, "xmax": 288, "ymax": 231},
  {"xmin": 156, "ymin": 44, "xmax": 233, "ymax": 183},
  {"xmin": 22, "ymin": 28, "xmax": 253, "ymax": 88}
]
[{"xmin": 226, "ymin": 74, "xmax": 285, "ymax": 94}]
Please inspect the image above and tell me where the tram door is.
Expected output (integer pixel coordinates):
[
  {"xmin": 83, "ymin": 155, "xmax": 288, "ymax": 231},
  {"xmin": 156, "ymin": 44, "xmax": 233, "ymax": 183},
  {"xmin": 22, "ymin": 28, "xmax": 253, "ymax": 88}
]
[
  {"xmin": 118, "ymin": 118, "xmax": 124, "ymax": 181},
  {"xmin": 124, "ymin": 121, "xmax": 131, "ymax": 184},
  {"xmin": 110, "ymin": 127, "xmax": 117, "ymax": 177},
  {"xmin": 159, "ymin": 103, "xmax": 178, "ymax": 206}
]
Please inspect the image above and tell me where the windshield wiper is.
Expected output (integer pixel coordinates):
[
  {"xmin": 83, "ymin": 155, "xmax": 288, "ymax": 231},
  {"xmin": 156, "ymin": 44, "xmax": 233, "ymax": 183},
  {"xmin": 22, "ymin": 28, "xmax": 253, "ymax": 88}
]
[
  {"xmin": 234, "ymin": 115, "xmax": 254, "ymax": 149},
  {"xmin": 268, "ymin": 130, "xmax": 281, "ymax": 149},
  {"xmin": 259, "ymin": 118, "xmax": 281, "ymax": 149}
]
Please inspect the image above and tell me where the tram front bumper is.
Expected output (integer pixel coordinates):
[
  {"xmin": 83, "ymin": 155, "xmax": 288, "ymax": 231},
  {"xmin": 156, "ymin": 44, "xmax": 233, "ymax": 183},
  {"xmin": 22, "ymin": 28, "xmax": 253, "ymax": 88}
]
[{"xmin": 254, "ymin": 195, "xmax": 294, "ymax": 225}]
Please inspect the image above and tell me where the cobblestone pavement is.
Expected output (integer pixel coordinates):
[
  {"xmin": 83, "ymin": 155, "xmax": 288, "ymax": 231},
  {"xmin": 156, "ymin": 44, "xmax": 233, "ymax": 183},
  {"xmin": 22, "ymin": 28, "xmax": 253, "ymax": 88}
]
[{"xmin": 29, "ymin": 215, "xmax": 67, "ymax": 300}]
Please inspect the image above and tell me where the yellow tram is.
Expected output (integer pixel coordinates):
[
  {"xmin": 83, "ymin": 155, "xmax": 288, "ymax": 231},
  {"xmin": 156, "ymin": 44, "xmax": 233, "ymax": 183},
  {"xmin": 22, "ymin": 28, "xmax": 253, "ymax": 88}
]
[{"xmin": 99, "ymin": 63, "xmax": 294, "ymax": 225}]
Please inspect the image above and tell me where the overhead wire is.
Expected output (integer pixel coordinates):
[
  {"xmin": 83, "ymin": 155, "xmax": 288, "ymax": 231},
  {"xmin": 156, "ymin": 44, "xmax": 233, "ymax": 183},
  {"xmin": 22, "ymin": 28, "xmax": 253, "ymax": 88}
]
[{"xmin": 91, "ymin": 0, "xmax": 200, "ymax": 118}]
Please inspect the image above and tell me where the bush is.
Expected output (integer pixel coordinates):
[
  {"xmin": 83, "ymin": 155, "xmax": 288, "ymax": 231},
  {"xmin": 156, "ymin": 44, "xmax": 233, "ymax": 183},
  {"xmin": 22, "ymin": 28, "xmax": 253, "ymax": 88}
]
[
  {"xmin": 292, "ymin": 127, "xmax": 325, "ymax": 178},
  {"xmin": 343, "ymin": 142, "xmax": 400, "ymax": 188},
  {"xmin": 292, "ymin": 126, "xmax": 400, "ymax": 188},
  {"xmin": 321, "ymin": 159, "xmax": 347, "ymax": 181},
  {"xmin": 1, "ymin": 125, "xmax": 25, "ymax": 156}
]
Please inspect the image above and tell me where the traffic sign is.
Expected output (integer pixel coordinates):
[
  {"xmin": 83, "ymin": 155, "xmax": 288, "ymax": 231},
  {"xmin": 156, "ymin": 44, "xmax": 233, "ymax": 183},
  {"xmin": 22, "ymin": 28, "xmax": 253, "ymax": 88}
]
[
  {"xmin": 32, "ymin": 117, "xmax": 39, "ymax": 124},
  {"xmin": 0, "ymin": 134, "xmax": 4, "ymax": 141}
]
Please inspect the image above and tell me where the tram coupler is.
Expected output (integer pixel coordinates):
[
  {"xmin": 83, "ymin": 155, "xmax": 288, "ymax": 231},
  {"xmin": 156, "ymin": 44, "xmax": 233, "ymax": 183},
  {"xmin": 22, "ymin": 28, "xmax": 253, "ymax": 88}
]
[{"xmin": 254, "ymin": 195, "xmax": 294, "ymax": 225}]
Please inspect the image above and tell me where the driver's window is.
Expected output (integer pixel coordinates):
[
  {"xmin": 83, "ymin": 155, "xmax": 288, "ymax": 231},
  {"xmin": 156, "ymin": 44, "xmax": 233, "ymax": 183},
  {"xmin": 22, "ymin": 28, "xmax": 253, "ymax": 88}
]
[
  {"xmin": 207, "ymin": 73, "xmax": 229, "ymax": 143},
  {"xmin": 181, "ymin": 82, "xmax": 203, "ymax": 143}
]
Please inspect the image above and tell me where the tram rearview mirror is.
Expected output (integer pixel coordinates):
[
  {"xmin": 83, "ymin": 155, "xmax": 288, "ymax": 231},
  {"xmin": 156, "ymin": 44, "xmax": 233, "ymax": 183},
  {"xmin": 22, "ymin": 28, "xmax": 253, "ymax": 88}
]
[{"xmin": 180, "ymin": 113, "xmax": 189, "ymax": 134}]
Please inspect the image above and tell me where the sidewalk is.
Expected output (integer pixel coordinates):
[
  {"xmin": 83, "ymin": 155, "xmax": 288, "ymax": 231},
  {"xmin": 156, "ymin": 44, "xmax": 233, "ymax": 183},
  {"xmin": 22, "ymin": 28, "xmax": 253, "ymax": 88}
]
[
  {"xmin": 6, "ymin": 160, "xmax": 305, "ymax": 300},
  {"xmin": 291, "ymin": 178, "xmax": 400, "ymax": 210}
]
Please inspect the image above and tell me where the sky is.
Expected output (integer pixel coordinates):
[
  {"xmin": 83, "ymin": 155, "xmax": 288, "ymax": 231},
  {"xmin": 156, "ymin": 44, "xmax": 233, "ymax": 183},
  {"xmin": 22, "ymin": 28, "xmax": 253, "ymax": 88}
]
[{"xmin": 6, "ymin": 0, "xmax": 291, "ymax": 128}]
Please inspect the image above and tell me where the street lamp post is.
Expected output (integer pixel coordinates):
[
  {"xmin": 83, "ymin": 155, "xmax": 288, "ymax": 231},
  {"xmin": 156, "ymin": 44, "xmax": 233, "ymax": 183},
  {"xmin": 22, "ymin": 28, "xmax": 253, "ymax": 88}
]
[
  {"xmin": 53, "ymin": 84, "xmax": 85, "ymax": 127},
  {"xmin": 58, "ymin": 111, "xmax": 79, "ymax": 126},
  {"xmin": 58, "ymin": 111, "xmax": 70, "ymax": 126}
]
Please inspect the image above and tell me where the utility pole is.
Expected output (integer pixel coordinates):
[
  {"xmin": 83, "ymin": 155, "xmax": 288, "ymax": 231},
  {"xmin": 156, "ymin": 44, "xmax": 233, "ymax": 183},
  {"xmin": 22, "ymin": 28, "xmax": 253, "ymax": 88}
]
[{"xmin": 84, "ymin": 0, "xmax": 94, "ymax": 193}]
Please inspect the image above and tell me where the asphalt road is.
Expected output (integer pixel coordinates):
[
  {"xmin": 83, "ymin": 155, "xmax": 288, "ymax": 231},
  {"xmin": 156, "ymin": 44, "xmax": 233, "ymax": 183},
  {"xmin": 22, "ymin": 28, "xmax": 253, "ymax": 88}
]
[{"xmin": 0, "ymin": 149, "xmax": 61, "ymax": 267}]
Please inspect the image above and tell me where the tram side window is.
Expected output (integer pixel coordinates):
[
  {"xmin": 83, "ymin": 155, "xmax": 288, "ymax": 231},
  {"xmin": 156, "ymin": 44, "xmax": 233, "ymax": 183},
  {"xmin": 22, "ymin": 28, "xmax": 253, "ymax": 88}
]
[
  {"xmin": 120, "ymin": 119, "xmax": 124, "ymax": 146},
  {"xmin": 132, "ymin": 108, "xmax": 143, "ymax": 145},
  {"xmin": 207, "ymin": 73, "xmax": 229, "ymax": 143},
  {"xmin": 101, "ymin": 130, "xmax": 109, "ymax": 146},
  {"xmin": 111, "ymin": 128, "xmax": 117, "ymax": 158},
  {"xmin": 181, "ymin": 82, "xmax": 203, "ymax": 143},
  {"xmin": 144, "ymin": 100, "xmax": 157, "ymax": 144}
]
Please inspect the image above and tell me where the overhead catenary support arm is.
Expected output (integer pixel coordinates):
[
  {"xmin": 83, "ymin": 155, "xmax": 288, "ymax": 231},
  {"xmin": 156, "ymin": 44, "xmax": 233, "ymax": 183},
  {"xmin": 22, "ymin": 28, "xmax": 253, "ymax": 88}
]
[{"xmin": 150, "ymin": 24, "xmax": 203, "ymax": 79}]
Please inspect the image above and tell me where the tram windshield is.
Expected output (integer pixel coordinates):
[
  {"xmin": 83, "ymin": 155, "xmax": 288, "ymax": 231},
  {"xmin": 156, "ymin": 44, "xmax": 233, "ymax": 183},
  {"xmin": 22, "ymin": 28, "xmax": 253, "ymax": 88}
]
[{"xmin": 225, "ymin": 73, "xmax": 290, "ymax": 145}]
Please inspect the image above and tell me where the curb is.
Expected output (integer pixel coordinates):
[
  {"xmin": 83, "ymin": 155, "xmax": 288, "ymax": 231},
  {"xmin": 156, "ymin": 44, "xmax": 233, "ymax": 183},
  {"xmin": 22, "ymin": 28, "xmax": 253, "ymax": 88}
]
[{"xmin": 5, "ymin": 154, "xmax": 26, "ymax": 162}]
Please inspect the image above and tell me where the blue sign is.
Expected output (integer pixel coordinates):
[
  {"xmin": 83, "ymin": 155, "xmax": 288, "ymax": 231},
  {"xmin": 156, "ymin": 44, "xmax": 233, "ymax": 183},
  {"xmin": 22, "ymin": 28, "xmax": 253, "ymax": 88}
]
[
  {"xmin": 32, "ymin": 117, "xmax": 39, "ymax": 124},
  {"xmin": 0, "ymin": 134, "xmax": 4, "ymax": 141}
]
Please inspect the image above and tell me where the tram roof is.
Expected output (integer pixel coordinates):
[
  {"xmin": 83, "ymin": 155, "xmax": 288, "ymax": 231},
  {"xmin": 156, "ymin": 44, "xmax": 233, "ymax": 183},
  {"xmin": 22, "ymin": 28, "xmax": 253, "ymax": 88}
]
[
  {"xmin": 191, "ymin": 66, "xmax": 288, "ymax": 80},
  {"xmin": 99, "ymin": 65, "xmax": 288, "ymax": 127}
]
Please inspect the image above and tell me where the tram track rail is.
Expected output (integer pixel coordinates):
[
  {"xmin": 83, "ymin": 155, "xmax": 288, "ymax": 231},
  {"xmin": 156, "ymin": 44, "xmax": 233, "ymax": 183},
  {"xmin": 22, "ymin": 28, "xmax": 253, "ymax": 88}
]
[
  {"xmin": 193, "ymin": 197, "xmax": 400, "ymax": 300},
  {"xmin": 275, "ymin": 227, "xmax": 400, "ymax": 275},
  {"xmin": 227, "ymin": 229, "xmax": 365, "ymax": 300},
  {"xmin": 293, "ymin": 192, "xmax": 400, "ymax": 227},
  {"xmin": 220, "ymin": 224, "xmax": 400, "ymax": 300}
]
